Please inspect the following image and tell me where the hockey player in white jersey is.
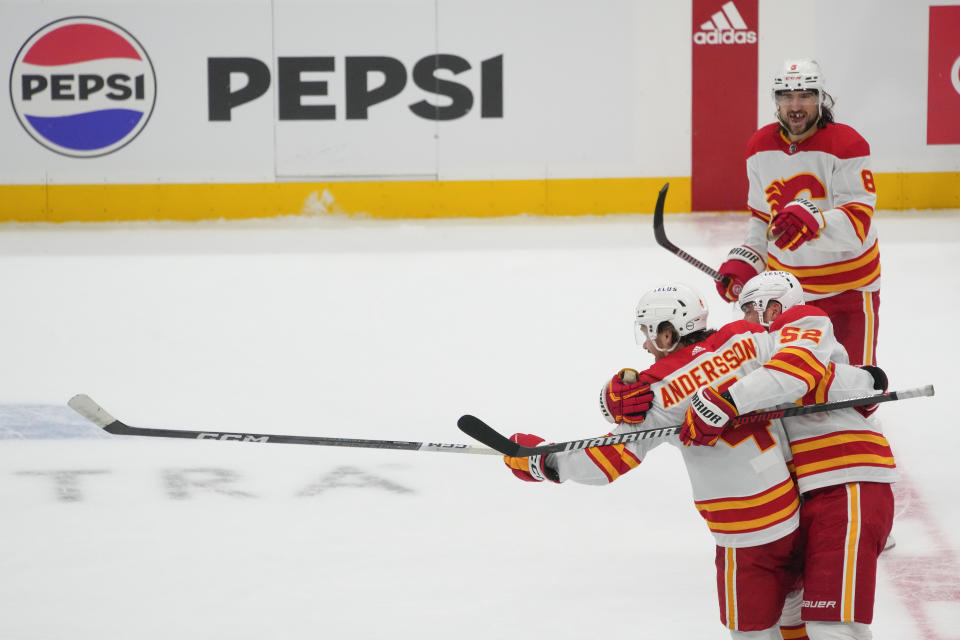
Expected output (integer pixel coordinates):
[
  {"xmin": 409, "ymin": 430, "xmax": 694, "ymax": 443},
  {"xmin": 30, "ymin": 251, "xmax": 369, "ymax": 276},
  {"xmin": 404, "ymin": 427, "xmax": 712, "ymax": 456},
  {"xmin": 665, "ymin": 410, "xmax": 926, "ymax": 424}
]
[
  {"xmin": 505, "ymin": 283, "xmax": 809, "ymax": 639},
  {"xmin": 715, "ymin": 59, "xmax": 881, "ymax": 366},
  {"xmin": 683, "ymin": 271, "xmax": 895, "ymax": 640}
]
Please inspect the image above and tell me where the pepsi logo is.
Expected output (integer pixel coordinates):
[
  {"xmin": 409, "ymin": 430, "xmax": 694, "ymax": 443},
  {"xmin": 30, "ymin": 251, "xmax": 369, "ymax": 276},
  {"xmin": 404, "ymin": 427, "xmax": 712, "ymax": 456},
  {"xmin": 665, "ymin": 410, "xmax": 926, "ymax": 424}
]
[
  {"xmin": 9, "ymin": 17, "xmax": 156, "ymax": 157},
  {"xmin": 952, "ymin": 55, "xmax": 960, "ymax": 97}
]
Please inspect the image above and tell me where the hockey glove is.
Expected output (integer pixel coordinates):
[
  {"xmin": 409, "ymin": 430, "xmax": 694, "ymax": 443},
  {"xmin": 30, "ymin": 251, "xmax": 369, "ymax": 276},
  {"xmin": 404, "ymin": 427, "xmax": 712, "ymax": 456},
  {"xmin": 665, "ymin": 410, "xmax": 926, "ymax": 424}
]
[
  {"xmin": 679, "ymin": 387, "xmax": 738, "ymax": 447},
  {"xmin": 771, "ymin": 199, "xmax": 824, "ymax": 251},
  {"xmin": 855, "ymin": 365, "xmax": 888, "ymax": 418},
  {"xmin": 600, "ymin": 368, "xmax": 655, "ymax": 425},
  {"xmin": 503, "ymin": 433, "xmax": 560, "ymax": 483},
  {"xmin": 716, "ymin": 246, "xmax": 765, "ymax": 302}
]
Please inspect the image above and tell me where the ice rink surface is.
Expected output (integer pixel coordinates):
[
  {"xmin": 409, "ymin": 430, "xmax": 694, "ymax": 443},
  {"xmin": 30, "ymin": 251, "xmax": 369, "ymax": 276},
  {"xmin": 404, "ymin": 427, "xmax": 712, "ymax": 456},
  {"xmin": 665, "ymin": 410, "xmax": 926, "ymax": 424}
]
[{"xmin": 1, "ymin": 208, "xmax": 957, "ymax": 639}]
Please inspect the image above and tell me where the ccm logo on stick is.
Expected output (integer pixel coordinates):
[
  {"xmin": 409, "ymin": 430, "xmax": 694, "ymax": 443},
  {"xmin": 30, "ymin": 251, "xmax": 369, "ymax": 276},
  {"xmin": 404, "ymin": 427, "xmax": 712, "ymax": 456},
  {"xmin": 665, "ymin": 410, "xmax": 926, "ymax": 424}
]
[
  {"xmin": 198, "ymin": 433, "xmax": 270, "ymax": 443},
  {"xmin": 208, "ymin": 54, "xmax": 503, "ymax": 122}
]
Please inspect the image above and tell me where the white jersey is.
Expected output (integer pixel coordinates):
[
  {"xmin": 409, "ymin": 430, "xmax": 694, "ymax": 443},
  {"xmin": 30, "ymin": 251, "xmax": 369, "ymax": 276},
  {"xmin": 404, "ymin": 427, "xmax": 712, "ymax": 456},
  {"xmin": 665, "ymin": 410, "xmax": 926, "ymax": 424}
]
[
  {"xmin": 551, "ymin": 321, "xmax": 800, "ymax": 548},
  {"xmin": 740, "ymin": 122, "xmax": 880, "ymax": 302},
  {"xmin": 727, "ymin": 305, "xmax": 897, "ymax": 494}
]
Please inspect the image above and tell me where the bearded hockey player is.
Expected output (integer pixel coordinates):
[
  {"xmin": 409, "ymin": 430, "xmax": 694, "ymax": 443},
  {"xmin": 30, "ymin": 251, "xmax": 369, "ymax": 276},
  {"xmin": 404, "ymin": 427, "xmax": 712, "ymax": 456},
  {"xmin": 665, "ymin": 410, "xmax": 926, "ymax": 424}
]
[{"xmin": 716, "ymin": 59, "xmax": 881, "ymax": 366}]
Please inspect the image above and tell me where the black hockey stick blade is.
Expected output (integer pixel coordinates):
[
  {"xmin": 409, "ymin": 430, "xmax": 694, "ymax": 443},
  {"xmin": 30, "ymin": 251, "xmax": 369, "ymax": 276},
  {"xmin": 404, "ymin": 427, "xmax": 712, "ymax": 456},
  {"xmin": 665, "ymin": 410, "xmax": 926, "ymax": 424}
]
[
  {"xmin": 651, "ymin": 182, "xmax": 674, "ymax": 249},
  {"xmin": 69, "ymin": 394, "xmax": 499, "ymax": 455},
  {"xmin": 457, "ymin": 415, "xmax": 521, "ymax": 457},
  {"xmin": 459, "ymin": 384, "xmax": 935, "ymax": 457},
  {"xmin": 458, "ymin": 413, "xmax": 680, "ymax": 457},
  {"xmin": 652, "ymin": 182, "xmax": 727, "ymax": 285}
]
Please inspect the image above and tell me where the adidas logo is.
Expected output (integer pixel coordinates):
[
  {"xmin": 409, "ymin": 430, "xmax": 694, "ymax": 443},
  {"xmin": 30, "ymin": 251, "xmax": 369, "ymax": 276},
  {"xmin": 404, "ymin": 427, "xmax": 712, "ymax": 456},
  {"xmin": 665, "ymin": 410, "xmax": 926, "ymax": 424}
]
[{"xmin": 693, "ymin": 1, "xmax": 757, "ymax": 45}]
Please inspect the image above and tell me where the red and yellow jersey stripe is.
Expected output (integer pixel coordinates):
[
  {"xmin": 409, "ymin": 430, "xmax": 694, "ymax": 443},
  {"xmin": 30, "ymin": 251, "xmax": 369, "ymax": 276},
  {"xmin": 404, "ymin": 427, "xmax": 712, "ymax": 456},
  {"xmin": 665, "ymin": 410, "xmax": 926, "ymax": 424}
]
[
  {"xmin": 790, "ymin": 430, "xmax": 896, "ymax": 482},
  {"xmin": 799, "ymin": 362, "xmax": 836, "ymax": 406},
  {"xmin": 837, "ymin": 202, "xmax": 874, "ymax": 243},
  {"xmin": 763, "ymin": 346, "xmax": 828, "ymax": 395},
  {"xmin": 694, "ymin": 477, "xmax": 800, "ymax": 535},
  {"xmin": 750, "ymin": 205, "xmax": 772, "ymax": 224},
  {"xmin": 768, "ymin": 240, "xmax": 881, "ymax": 295},
  {"xmin": 584, "ymin": 440, "xmax": 642, "ymax": 483}
]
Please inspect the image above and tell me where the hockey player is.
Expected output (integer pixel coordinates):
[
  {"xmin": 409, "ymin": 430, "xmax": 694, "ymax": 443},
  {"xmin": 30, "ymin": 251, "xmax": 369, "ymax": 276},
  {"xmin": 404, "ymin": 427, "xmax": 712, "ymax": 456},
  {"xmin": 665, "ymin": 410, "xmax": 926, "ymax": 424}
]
[
  {"xmin": 504, "ymin": 283, "xmax": 808, "ymax": 639},
  {"xmin": 683, "ymin": 271, "xmax": 896, "ymax": 640},
  {"xmin": 716, "ymin": 59, "xmax": 880, "ymax": 366}
]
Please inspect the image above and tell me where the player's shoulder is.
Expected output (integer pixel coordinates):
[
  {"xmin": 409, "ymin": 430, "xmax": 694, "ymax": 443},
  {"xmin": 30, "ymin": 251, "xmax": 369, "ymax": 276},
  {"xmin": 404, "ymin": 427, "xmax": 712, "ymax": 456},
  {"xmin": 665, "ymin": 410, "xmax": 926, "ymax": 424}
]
[
  {"xmin": 709, "ymin": 320, "xmax": 766, "ymax": 346},
  {"xmin": 746, "ymin": 123, "xmax": 784, "ymax": 156},
  {"xmin": 645, "ymin": 348, "xmax": 695, "ymax": 380},
  {"xmin": 807, "ymin": 123, "xmax": 870, "ymax": 158},
  {"xmin": 768, "ymin": 305, "xmax": 830, "ymax": 331},
  {"xmin": 644, "ymin": 336, "xmax": 716, "ymax": 379}
]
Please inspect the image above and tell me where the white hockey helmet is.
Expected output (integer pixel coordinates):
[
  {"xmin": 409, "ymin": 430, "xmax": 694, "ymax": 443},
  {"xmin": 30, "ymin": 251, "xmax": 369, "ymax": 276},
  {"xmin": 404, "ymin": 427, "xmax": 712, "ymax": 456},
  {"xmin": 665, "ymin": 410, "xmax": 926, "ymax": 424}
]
[
  {"xmin": 738, "ymin": 271, "xmax": 804, "ymax": 325},
  {"xmin": 634, "ymin": 283, "xmax": 709, "ymax": 349},
  {"xmin": 772, "ymin": 58, "xmax": 824, "ymax": 98}
]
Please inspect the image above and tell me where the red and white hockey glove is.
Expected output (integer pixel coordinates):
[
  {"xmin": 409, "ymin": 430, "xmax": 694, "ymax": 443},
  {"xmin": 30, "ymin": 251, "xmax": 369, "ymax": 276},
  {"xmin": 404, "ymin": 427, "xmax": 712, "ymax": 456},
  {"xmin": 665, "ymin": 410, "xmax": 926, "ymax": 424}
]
[
  {"xmin": 855, "ymin": 365, "xmax": 888, "ymax": 418},
  {"xmin": 679, "ymin": 387, "xmax": 738, "ymax": 447},
  {"xmin": 600, "ymin": 368, "xmax": 655, "ymax": 425},
  {"xmin": 771, "ymin": 199, "xmax": 824, "ymax": 251},
  {"xmin": 503, "ymin": 433, "xmax": 560, "ymax": 483},
  {"xmin": 716, "ymin": 246, "xmax": 765, "ymax": 302}
]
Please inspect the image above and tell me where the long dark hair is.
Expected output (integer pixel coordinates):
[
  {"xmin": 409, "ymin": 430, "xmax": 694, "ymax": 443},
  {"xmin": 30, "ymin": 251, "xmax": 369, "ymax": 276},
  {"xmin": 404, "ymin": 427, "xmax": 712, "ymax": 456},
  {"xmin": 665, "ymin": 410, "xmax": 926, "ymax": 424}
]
[
  {"xmin": 659, "ymin": 322, "xmax": 717, "ymax": 350},
  {"xmin": 678, "ymin": 328, "xmax": 717, "ymax": 348},
  {"xmin": 818, "ymin": 91, "xmax": 836, "ymax": 127}
]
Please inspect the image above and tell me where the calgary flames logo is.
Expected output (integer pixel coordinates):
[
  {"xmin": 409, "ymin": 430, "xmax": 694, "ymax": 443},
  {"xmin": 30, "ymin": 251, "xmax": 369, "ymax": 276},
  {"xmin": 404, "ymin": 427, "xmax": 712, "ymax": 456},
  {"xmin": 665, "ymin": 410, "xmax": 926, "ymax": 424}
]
[{"xmin": 765, "ymin": 174, "xmax": 827, "ymax": 213}]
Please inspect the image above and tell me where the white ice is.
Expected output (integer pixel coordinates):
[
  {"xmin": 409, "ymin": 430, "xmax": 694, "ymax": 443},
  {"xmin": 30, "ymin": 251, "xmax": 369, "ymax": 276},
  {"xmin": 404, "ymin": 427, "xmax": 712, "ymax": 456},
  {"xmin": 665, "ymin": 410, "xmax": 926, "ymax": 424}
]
[{"xmin": 1, "ymin": 209, "xmax": 957, "ymax": 639}]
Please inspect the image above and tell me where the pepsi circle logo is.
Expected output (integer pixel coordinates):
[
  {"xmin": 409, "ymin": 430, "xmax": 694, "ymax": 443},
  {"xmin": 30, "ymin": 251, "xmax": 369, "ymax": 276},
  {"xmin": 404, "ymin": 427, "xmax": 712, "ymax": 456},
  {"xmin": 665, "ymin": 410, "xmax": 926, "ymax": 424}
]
[
  {"xmin": 952, "ymin": 55, "xmax": 960, "ymax": 97},
  {"xmin": 9, "ymin": 17, "xmax": 156, "ymax": 158}
]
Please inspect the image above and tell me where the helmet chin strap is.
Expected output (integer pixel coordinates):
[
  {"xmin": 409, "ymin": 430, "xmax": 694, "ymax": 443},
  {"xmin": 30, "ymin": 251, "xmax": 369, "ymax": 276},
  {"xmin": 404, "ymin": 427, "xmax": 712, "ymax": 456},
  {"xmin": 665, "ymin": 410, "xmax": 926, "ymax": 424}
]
[
  {"xmin": 755, "ymin": 301, "xmax": 783, "ymax": 328},
  {"xmin": 649, "ymin": 335, "xmax": 682, "ymax": 355}
]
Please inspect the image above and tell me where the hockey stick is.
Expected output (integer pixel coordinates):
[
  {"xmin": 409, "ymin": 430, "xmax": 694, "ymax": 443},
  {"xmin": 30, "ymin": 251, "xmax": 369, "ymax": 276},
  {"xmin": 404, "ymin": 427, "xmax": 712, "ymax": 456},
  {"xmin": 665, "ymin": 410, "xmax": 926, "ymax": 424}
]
[
  {"xmin": 68, "ymin": 394, "xmax": 499, "ymax": 455},
  {"xmin": 652, "ymin": 182, "xmax": 728, "ymax": 286},
  {"xmin": 458, "ymin": 384, "xmax": 935, "ymax": 457}
]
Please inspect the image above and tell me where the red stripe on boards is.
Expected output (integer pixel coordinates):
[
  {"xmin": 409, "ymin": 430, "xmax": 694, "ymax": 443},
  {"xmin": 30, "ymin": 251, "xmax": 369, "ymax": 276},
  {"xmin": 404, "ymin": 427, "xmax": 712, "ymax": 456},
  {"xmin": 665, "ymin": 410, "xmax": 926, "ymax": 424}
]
[
  {"xmin": 691, "ymin": 0, "xmax": 758, "ymax": 211},
  {"xmin": 927, "ymin": 6, "xmax": 960, "ymax": 144}
]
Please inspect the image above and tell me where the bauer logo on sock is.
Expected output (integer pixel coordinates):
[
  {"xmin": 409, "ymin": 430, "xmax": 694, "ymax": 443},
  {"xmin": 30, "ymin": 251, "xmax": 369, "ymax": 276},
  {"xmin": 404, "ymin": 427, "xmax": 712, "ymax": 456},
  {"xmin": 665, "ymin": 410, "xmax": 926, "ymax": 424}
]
[{"xmin": 9, "ymin": 17, "xmax": 157, "ymax": 157}]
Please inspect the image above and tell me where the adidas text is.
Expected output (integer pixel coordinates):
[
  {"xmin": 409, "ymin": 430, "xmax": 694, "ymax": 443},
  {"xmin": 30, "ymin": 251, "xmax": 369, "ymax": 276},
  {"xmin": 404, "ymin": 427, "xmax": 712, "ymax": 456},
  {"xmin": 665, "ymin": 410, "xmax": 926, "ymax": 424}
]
[{"xmin": 694, "ymin": 30, "xmax": 757, "ymax": 45}]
